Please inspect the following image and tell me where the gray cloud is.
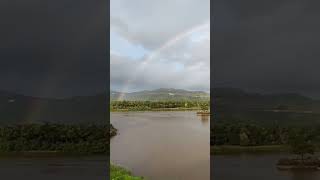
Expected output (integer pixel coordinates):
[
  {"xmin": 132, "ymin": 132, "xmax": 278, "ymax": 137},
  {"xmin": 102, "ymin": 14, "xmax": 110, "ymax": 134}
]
[
  {"xmin": 111, "ymin": 0, "xmax": 210, "ymax": 92},
  {"xmin": 214, "ymin": 0, "xmax": 320, "ymax": 98},
  {"xmin": 111, "ymin": 0, "xmax": 210, "ymax": 50},
  {"xmin": 0, "ymin": 0, "xmax": 108, "ymax": 97},
  {"xmin": 111, "ymin": 25, "xmax": 210, "ymax": 92}
]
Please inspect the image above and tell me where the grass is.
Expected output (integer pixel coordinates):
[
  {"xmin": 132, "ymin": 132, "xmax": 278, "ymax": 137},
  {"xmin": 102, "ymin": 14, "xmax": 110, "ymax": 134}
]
[
  {"xmin": 211, "ymin": 145, "xmax": 290, "ymax": 155},
  {"xmin": 111, "ymin": 164, "xmax": 144, "ymax": 180}
]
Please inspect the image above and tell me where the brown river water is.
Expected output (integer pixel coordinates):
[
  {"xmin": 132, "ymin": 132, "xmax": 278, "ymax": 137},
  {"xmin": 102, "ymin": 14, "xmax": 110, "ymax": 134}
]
[
  {"xmin": 212, "ymin": 153, "xmax": 320, "ymax": 180},
  {"xmin": 0, "ymin": 156, "xmax": 107, "ymax": 180},
  {"xmin": 111, "ymin": 111, "xmax": 210, "ymax": 180}
]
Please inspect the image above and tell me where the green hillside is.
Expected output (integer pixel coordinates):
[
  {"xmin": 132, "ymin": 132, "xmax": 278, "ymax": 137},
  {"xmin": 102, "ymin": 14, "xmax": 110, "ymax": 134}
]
[{"xmin": 111, "ymin": 88, "xmax": 209, "ymax": 101}]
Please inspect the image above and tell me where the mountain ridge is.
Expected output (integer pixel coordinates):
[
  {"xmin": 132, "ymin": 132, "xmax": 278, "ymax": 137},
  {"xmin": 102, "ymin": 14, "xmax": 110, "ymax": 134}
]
[
  {"xmin": 111, "ymin": 88, "xmax": 210, "ymax": 101},
  {"xmin": 0, "ymin": 90, "xmax": 107, "ymax": 125},
  {"xmin": 213, "ymin": 87, "xmax": 320, "ymax": 126}
]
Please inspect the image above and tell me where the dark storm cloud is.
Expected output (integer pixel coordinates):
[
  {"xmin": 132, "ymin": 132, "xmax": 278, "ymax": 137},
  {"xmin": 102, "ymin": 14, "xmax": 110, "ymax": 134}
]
[
  {"xmin": 0, "ymin": 0, "xmax": 108, "ymax": 97},
  {"xmin": 213, "ymin": 0, "xmax": 320, "ymax": 98}
]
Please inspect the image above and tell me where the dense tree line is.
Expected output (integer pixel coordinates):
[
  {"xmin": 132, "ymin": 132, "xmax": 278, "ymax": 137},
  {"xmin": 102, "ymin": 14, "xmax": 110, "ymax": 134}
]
[
  {"xmin": 0, "ymin": 124, "xmax": 108, "ymax": 154},
  {"xmin": 111, "ymin": 101, "xmax": 209, "ymax": 111},
  {"xmin": 212, "ymin": 122, "xmax": 320, "ymax": 147}
]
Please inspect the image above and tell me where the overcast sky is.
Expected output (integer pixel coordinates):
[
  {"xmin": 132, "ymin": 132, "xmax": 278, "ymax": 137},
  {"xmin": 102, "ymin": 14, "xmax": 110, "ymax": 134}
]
[
  {"xmin": 110, "ymin": 0, "xmax": 210, "ymax": 92},
  {"xmin": 0, "ymin": 0, "xmax": 108, "ymax": 98},
  {"xmin": 214, "ymin": 0, "xmax": 320, "ymax": 98}
]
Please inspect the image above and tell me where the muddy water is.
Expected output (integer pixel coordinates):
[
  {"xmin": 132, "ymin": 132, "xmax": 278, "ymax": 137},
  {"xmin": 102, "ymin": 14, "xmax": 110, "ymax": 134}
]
[
  {"xmin": 212, "ymin": 154, "xmax": 320, "ymax": 180},
  {"xmin": 111, "ymin": 111, "xmax": 210, "ymax": 180}
]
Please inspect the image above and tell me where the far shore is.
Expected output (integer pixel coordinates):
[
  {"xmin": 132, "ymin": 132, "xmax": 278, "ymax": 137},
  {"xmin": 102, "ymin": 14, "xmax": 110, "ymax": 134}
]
[
  {"xmin": 211, "ymin": 145, "xmax": 291, "ymax": 155},
  {"xmin": 0, "ymin": 151, "xmax": 107, "ymax": 157},
  {"xmin": 111, "ymin": 108, "xmax": 207, "ymax": 112}
]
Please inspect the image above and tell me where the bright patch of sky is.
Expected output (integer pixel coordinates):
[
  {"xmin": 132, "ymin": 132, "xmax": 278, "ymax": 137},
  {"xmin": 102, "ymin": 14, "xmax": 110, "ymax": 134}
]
[
  {"xmin": 173, "ymin": 62, "xmax": 184, "ymax": 72},
  {"xmin": 110, "ymin": 31, "xmax": 148, "ymax": 60},
  {"xmin": 190, "ymin": 28, "xmax": 210, "ymax": 43}
]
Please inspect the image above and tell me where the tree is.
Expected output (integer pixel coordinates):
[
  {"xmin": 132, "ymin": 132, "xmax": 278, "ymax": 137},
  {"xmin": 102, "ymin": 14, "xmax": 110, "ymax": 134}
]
[
  {"xmin": 289, "ymin": 130, "xmax": 315, "ymax": 161},
  {"xmin": 240, "ymin": 128, "xmax": 250, "ymax": 146},
  {"xmin": 200, "ymin": 103, "xmax": 209, "ymax": 111}
]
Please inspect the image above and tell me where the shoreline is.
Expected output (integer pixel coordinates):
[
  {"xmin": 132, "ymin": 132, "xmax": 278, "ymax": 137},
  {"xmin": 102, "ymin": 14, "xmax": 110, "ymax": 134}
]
[
  {"xmin": 111, "ymin": 108, "xmax": 202, "ymax": 112},
  {"xmin": 277, "ymin": 158, "xmax": 320, "ymax": 170},
  {"xmin": 0, "ymin": 151, "xmax": 107, "ymax": 157},
  {"xmin": 211, "ymin": 145, "xmax": 291, "ymax": 155}
]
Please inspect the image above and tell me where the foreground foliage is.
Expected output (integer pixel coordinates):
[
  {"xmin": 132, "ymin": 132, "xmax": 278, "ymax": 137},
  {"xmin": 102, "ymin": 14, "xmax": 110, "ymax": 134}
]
[
  {"xmin": 110, "ymin": 124, "xmax": 117, "ymax": 137},
  {"xmin": 111, "ymin": 164, "xmax": 143, "ymax": 180},
  {"xmin": 0, "ymin": 124, "xmax": 108, "ymax": 154}
]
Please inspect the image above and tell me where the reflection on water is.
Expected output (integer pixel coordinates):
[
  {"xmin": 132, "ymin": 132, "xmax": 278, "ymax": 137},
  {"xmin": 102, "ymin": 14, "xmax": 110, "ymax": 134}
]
[
  {"xmin": 212, "ymin": 154, "xmax": 320, "ymax": 180},
  {"xmin": 111, "ymin": 111, "xmax": 210, "ymax": 180},
  {"xmin": 0, "ymin": 156, "xmax": 107, "ymax": 180},
  {"xmin": 198, "ymin": 114, "xmax": 210, "ymax": 125}
]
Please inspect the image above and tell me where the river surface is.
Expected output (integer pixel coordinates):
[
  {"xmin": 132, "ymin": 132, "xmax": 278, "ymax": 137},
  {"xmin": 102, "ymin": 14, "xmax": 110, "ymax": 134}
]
[
  {"xmin": 212, "ymin": 153, "xmax": 320, "ymax": 180},
  {"xmin": 0, "ymin": 156, "xmax": 107, "ymax": 180},
  {"xmin": 111, "ymin": 111, "xmax": 210, "ymax": 180}
]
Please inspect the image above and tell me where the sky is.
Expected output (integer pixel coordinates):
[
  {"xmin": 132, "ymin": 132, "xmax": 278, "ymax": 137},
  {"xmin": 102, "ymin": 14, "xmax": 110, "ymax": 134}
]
[
  {"xmin": 214, "ymin": 0, "xmax": 320, "ymax": 98},
  {"xmin": 110, "ymin": 0, "xmax": 210, "ymax": 93},
  {"xmin": 0, "ymin": 0, "xmax": 108, "ymax": 98}
]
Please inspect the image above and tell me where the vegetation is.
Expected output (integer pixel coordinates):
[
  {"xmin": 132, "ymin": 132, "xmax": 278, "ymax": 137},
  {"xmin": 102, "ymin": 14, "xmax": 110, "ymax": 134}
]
[
  {"xmin": 200, "ymin": 102, "xmax": 209, "ymax": 111},
  {"xmin": 111, "ymin": 100, "xmax": 209, "ymax": 111},
  {"xmin": 0, "ymin": 124, "xmax": 108, "ymax": 154},
  {"xmin": 277, "ymin": 133, "xmax": 319, "ymax": 169},
  {"xmin": 288, "ymin": 130, "xmax": 316, "ymax": 161},
  {"xmin": 110, "ymin": 124, "xmax": 117, "ymax": 137},
  {"xmin": 212, "ymin": 122, "xmax": 320, "ymax": 154},
  {"xmin": 111, "ymin": 164, "xmax": 143, "ymax": 180}
]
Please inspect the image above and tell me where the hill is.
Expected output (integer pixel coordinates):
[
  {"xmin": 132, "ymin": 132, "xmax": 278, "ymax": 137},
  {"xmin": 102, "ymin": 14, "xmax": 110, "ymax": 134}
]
[
  {"xmin": 111, "ymin": 88, "xmax": 210, "ymax": 101},
  {"xmin": 0, "ymin": 90, "xmax": 107, "ymax": 125},
  {"xmin": 213, "ymin": 88, "xmax": 320, "ymax": 126}
]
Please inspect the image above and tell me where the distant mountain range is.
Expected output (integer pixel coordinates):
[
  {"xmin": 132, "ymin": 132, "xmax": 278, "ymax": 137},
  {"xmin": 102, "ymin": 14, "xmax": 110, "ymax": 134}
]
[
  {"xmin": 213, "ymin": 88, "xmax": 320, "ymax": 126},
  {"xmin": 0, "ymin": 91, "xmax": 107, "ymax": 125},
  {"xmin": 110, "ymin": 88, "xmax": 210, "ymax": 101},
  {"xmin": 213, "ymin": 87, "xmax": 313, "ymax": 110}
]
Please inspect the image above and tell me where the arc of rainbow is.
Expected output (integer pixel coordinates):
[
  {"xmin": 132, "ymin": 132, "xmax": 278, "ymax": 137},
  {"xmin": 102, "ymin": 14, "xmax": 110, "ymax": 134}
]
[{"xmin": 117, "ymin": 21, "xmax": 210, "ymax": 101}]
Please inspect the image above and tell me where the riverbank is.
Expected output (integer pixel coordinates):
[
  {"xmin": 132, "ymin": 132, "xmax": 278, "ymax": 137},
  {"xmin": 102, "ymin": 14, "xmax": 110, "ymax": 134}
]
[
  {"xmin": 0, "ymin": 151, "xmax": 108, "ymax": 158},
  {"xmin": 111, "ymin": 107, "xmax": 202, "ymax": 112},
  {"xmin": 211, "ymin": 145, "xmax": 290, "ymax": 155},
  {"xmin": 277, "ymin": 158, "xmax": 320, "ymax": 170},
  {"xmin": 110, "ymin": 123, "xmax": 117, "ymax": 137},
  {"xmin": 111, "ymin": 164, "xmax": 143, "ymax": 180}
]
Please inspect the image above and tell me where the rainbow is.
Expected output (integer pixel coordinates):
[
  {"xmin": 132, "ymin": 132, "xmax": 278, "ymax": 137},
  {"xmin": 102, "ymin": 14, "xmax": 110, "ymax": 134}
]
[{"xmin": 117, "ymin": 21, "xmax": 210, "ymax": 100}]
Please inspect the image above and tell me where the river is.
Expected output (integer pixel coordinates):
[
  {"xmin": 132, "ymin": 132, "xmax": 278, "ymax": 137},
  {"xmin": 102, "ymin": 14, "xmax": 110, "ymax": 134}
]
[
  {"xmin": 212, "ymin": 153, "xmax": 320, "ymax": 180},
  {"xmin": 110, "ymin": 111, "xmax": 210, "ymax": 180},
  {"xmin": 0, "ymin": 156, "xmax": 107, "ymax": 180}
]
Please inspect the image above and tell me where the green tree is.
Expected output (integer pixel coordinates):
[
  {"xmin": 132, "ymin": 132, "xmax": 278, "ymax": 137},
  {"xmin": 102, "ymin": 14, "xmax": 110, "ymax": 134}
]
[
  {"xmin": 289, "ymin": 130, "xmax": 315, "ymax": 161},
  {"xmin": 240, "ymin": 128, "xmax": 250, "ymax": 146}
]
